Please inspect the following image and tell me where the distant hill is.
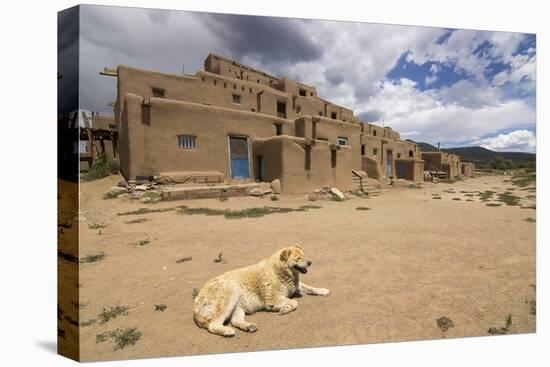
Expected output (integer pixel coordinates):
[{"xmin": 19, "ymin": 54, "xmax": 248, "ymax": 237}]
[{"xmin": 407, "ymin": 140, "xmax": 536, "ymax": 167}]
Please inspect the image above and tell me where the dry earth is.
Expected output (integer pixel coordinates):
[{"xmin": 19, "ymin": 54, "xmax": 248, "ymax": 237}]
[{"xmin": 64, "ymin": 174, "xmax": 535, "ymax": 361}]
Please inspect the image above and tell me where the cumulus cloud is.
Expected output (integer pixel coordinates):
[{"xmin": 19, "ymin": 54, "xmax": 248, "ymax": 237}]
[{"xmin": 473, "ymin": 130, "xmax": 536, "ymax": 153}]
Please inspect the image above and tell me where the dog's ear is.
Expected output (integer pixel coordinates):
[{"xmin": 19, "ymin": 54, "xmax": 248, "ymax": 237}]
[
  {"xmin": 280, "ymin": 249, "xmax": 291, "ymax": 262},
  {"xmin": 293, "ymin": 244, "xmax": 303, "ymax": 250}
]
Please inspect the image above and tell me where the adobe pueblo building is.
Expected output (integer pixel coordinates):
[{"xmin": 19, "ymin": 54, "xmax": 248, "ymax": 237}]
[{"xmin": 103, "ymin": 54, "xmax": 429, "ymax": 195}]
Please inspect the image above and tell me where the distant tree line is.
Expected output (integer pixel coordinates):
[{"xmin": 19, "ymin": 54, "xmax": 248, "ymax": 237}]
[{"xmin": 490, "ymin": 156, "xmax": 535, "ymax": 170}]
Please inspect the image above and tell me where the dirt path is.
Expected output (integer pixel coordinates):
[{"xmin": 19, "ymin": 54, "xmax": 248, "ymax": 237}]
[{"xmin": 73, "ymin": 174, "xmax": 536, "ymax": 361}]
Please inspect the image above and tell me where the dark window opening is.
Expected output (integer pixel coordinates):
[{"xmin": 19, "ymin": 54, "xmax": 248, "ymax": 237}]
[
  {"xmin": 331, "ymin": 112, "xmax": 337, "ymax": 119},
  {"xmin": 361, "ymin": 145, "xmax": 365, "ymax": 156},
  {"xmin": 319, "ymin": 111, "xmax": 323, "ymax": 116},
  {"xmin": 296, "ymin": 106, "xmax": 302, "ymax": 115},
  {"xmin": 141, "ymin": 105, "xmax": 151, "ymax": 125},
  {"xmin": 223, "ymin": 82, "xmax": 227, "ymax": 88},
  {"xmin": 373, "ymin": 130, "xmax": 377, "ymax": 136},
  {"xmin": 373, "ymin": 148, "xmax": 378, "ymax": 156},
  {"xmin": 232, "ymin": 94, "xmax": 241, "ymax": 104},
  {"xmin": 397, "ymin": 153, "xmax": 401, "ymax": 158},
  {"xmin": 299, "ymin": 89, "xmax": 307, "ymax": 96},
  {"xmin": 242, "ymin": 86, "xmax": 245, "ymax": 91},
  {"xmin": 337, "ymin": 137, "xmax": 348, "ymax": 146},
  {"xmin": 409, "ymin": 150, "xmax": 414, "ymax": 157},
  {"xmin": 274, "ymin": 124, "xmax": 282, "ymax": 136},
  {"xmin": 151, "ymin": 87, "xmax": 165, "ymax": 98},
  {"xmin": 277, "ymin": 101, "xmax": 287, "ymax": 118},
  {"xmin": 233, "ymin": 84, "xmax": 237, "ymax": 90},
  {"xmin": 312, "ymin": 120, "xmax": 317, "ymax": 140},
  {"xmin": 249, "ymin": 88, "xmax": 252, "ymax": 93},
  {"xmin": 213, "ymin": 80, "xmax": 217, "ymax": 86},
  {"xmin": 251, "ymin": 108, "xmax": 256, "ymax": 112},
  {"xmin": 331, "ymin": 150, "xmax": 337, "ymax": 168},
  {"xmin": 305, "ymin": 146, "xmax": 311, "ymax": 171}
]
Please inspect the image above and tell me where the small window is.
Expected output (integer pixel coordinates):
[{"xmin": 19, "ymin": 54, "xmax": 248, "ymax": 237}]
[
  {"xmin": 242, "ymin": 86, "xmax": 245, "ymax": 91},
  {"xmin": 397, "ymin": 153, "xmax": 401, "ymax": 158},
  {"xmin": 251, "ymin": 108, "xmax": 256, "ymax": 112},
  {"xmin": 296, "ymin": 106, "xmax": 301, "ymax": 114},
  {"xmin": 232, "ymin": 94, "xmax": 241, "ymax": 104},
  {"xmin": 319, "ymin": 111, "xmax": 323, "ymax": 116},
  {"xmin": 277, "ymin": 101, "xmax": 286, "ymax": 118},
  {"xmin": 178, "ymin": 135, "xmax": 196, "ymax": 149},
  {"xmin": 274, "ymin": 123, "xmax": 282, "ymax": 136},
  {"xmin": 361, "ymin": 144, "xmax": 365, "ymax": 156},
  {"xmin": 331, "ymin": 112, "xmax": 337, "ymax": 119},
  {"xmin": 233, "ymin": 84, "xmax": 237, "ymax": 90},
  {"xmin": 299, "ymin": 89, "xmax": 307, "ymax": 96},
  {"xmin": 201, "ymin": 77, "xmax": 205, "ymax": 82},
  {"xmin": 373, "ymin": 148, "xmax": 378, "ymax": 156},
  {"xmin": 151, "ymin": 87, "xmax": 165, "ymax": 98},
  {"xmin": 224, "ymin": 82, "xmax": 227, "ymax": 88},
  {"xmin": 373, "ymin": 130, "xmax": 377, "ymax": 137},
  {"xmin": 213, "ymin": 80, "xmax": 217, "ymax": 86},
  {"xmin": 337, "ymin": 137, "xmax": 348, "ymax": 146},
  {"xmin": 409, "ymin": 150, "xmax": 414, "ymax": 157},
  {"xmin": 249, "ymin": 87, "xmax": 252, "ymax": 93}
]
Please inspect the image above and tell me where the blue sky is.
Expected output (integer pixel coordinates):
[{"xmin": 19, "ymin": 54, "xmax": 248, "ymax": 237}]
[{"xmin": 78, "ymin": 6, "xmax": 537, "ymax": 152}]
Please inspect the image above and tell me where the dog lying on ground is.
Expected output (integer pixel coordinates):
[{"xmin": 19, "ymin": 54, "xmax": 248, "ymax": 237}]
[{"xmin": 193, "ymin": 245, "xmax": 330, "ymax": 337}]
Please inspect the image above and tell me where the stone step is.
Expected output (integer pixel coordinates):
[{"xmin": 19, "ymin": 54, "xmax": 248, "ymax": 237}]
[{"xmin": 162, "ymin": 182, "xmax": 269, "ymax": 201}]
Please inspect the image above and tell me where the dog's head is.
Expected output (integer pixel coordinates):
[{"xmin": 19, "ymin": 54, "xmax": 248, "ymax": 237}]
[{"xmin": 279, "ymin": 245, "xmax": 312, "ymax": 274}]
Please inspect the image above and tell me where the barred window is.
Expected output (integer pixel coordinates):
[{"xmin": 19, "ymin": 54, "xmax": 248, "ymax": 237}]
[{"xmin": 178, "ymin": 135, "xmax": 196, "ymax": 149}]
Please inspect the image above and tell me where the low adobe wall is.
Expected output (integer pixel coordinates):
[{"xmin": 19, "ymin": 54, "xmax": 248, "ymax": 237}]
[
  {"xmin": 253, "ymin": 136, "xmax": 354, "ymax": 194},
  {"xmin": 395, "ymin": 158, "xmax": 424, "ymax": 182}
]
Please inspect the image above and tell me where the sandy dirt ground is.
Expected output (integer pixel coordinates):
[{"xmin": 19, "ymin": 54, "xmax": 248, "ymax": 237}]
[{"xmin": 70, "ymin": 174, "xmax": 536, "ymax": 361}]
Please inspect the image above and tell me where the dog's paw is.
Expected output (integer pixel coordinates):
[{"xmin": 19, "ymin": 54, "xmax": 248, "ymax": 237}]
[
  {"xmin": 278, "ymin": 305, "xmax": 293, "ymax": 315},
  {"xmin": 245, "ymin": 324, "xmax": 258, "ymax": 333},
  {"xmin": 316, "ymin": 288, "xmax": 330, "ymax": 296},
  {"xmin": 222, "ymin": 329, "xmax": 236, "ymax": 337}
]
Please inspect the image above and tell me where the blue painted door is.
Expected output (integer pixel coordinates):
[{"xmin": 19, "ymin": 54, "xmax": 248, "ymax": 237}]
[{"xmin": 229, "ymin": 137, "xmax": 250, "ymax": 179}]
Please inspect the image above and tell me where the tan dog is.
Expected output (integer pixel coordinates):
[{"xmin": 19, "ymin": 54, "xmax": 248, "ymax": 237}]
[{"xmin": 193, "ymin": 245, "xmax": 330, "ymax": 337}]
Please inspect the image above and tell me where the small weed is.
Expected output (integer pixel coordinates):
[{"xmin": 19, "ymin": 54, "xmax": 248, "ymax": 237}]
[
  {"xmin": 356, "ymin": 207, "xmax": 371, "ymax": 211},
  {"xmin": 488, "ymin": 314, "xmax": 512, "ymax": 335},
  {"xmin": 510, "ymin": 173, "xmax": 536, "ymax": 188},
  {"xmin": 155, "ymin": 304, "xmax": 167, "ymax": 312},
  {"xmin": 464, "ymin": 194, "xmax": 474, "ymax": 197},
  {"xmin": 88, "ymin": 222, "xmax": 106, "ymax": 230},
  {"xmin": 98, "ymin": 305, "xmax": 129, "ymax": 324},
  {"xmin": 521, "ymin": 205, "xmax": 536, "ymax": 210},
  {"xmin": 80, "ymin": 319, "xmax": 97, "ymax": 327},
  {"xmin": 131, "ymin": 239, "xmax": 150, "ymax": 247},
  {"xmin": 466, "ymin": 199, "xmax": 474, "ymax": 202},
  {"xmin": 486, "ymin": 203, "xmax": 502, "ymax": 207},
  {"xmin": 219, "ymin": 192, "xmax": 228, "ymax": 202},
  {"xmin": 176, "ymin": 256, "xmax": 193, "ymax": 263},
  {"xmin": 213, "ymin": 252, "xmax": 225, "ymax": 263},
  {"xmin": 81, "ymin": 252, "xmax": 105, "ymax": 264},
  {"xmin": 125, "ymin": 218, "xmax": 148, "ymax": 224},
  {"xmin": 524, "ymin": 218, "xmax": 536, "ymax": 223},
  {"xmin": 452, "ymin": 198, "xmax": 461, "ymax": 201},
  {"xmin": 436, "ymin": 316, "xmax": 455, "ymax": 332},
  {"xmin": 270, "ymin": 195, "xmax": 279, "ymax": 201},
  {"xmin": 192, "ymin": 288, "xmax": 199, "ymax": 299},
  {"xmin": 432, "ymin": 196, "xmax": 442, "ymax": 200},
  {"xmin": 496, "ymin": 192, "xmax": 521, "ymax": 206},
  {"xmin": 96, "ymin": 328, "xmax": 142, "ymax": 351}
]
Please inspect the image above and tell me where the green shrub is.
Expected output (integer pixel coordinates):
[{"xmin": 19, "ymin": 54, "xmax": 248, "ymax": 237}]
[{"xmin": 82, "ymin": 155, "xmax": 119, "ymax": 181}]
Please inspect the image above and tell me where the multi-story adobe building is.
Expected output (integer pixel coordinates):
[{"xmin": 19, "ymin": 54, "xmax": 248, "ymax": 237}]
[{"xmin": 103, "ymin": 53, "xmax": 426, "ymax": 194}]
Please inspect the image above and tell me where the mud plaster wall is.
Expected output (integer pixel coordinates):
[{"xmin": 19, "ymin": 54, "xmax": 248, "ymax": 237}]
[
  {"xmin": 254, "ymin": 136, "xmax": 354, "ymax": 194},
  {"xmin": 120, "ymin": 93, "xmax": 294, "ymax": 180},
  {"xmin": 395, "ymin": 159, "xmax": 424, "ymax": 182}
]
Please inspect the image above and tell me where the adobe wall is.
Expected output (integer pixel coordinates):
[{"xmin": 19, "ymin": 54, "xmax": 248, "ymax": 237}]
[
  {"xmin": 395, "ymin": 158, "xmax": 424, "ymax": 182},
  {"xmin": 120, "ymin": 93, "xmax": 293, "ymax": 180},
  {"xmin": 295, "ymin": 116, "xmax": 362, "ymax": 170},
  {"xmin": 253, "ymin": 136, "xmax": 354, "ymax": 194},
  {"xmin": 461, "ymin": 162, "xmax": 475, "ymax": 177},
  {"xmin": 422, "ymin": 152, "xmax": 444, "ymax": 171}
]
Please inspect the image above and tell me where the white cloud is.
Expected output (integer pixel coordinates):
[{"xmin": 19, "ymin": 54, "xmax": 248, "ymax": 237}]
[{"xmin": 473, "ymin": 130, "xmax": 536, "ymax": 153}]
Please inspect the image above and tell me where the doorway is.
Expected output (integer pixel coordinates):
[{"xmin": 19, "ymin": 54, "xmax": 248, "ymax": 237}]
[
  {"xmin": 228, "ymin": 136, "xmax": 250, "ymax": 179},
  {"xmin": 386, "ymin": 150, "xmax": 393, "ymax": 177}
]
